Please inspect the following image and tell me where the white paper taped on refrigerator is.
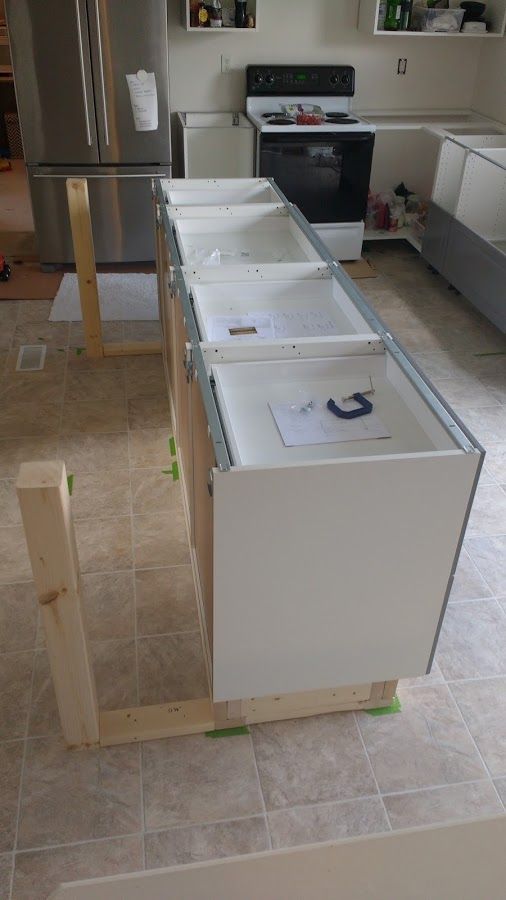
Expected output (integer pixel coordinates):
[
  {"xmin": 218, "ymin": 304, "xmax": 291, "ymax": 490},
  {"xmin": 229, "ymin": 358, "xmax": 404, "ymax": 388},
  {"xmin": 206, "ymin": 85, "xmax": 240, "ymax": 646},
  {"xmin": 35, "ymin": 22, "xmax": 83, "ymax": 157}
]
[{"xmin": 126, "ymin": 70, "xmax": 158, "ymax": 132}]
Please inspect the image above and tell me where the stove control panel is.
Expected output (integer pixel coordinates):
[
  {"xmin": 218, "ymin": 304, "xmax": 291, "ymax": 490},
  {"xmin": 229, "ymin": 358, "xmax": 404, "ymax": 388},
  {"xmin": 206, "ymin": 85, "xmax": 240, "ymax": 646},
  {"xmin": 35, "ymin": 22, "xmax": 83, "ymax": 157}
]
[{"xmin": 247, "ymin": 65, "xmax": 355, "ymax": 97}]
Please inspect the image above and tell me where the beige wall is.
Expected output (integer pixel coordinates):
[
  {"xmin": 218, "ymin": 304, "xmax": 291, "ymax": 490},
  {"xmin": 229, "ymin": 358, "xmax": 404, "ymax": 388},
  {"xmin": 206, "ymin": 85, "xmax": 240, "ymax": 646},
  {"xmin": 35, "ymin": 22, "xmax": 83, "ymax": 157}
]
[
  {"xmin": 167, "ymin": 0, "xmax": 481, "ymax": 114},
  {"xmin": 472, "ymin": 38, "xmax": 506, "ymax": 123}
]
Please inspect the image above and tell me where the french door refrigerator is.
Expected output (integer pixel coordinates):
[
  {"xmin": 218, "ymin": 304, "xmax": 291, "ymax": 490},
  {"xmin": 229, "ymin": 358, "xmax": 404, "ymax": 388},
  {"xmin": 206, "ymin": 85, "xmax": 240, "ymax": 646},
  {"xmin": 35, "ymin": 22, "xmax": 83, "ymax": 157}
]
[{"xmin": 6, "ymin": 0, "xmax": 171, "ymax": 264}]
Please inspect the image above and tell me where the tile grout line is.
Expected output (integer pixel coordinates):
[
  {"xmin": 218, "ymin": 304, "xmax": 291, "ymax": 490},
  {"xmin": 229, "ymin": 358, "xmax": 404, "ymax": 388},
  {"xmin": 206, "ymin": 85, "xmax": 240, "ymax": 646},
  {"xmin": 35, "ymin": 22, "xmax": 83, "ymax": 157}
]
[
  {"xmin": 401, "ymin": 672, "xmax": 506, "ymax": 690},
  {"xmin": 379, "ymin": 776, "xmax": 503, "ymax": 800},
  {"xmin": 0, "ymin": 630, "xmax": 204, "ymax": 662},
  {"xmin": 10, "ymin": 315, "xmax": 69, "ymax": 900},
  {"xmin": 125, "ymin": 390, "xmax": 148, "ymax": 871},
  {"xmin": 13, "ymin": 830, "xmax": 145, "ymax": 859},
  {"xmin": 445, "ymin": 682, "xmax": 506, "ymax": 812},
  {"xmin": 352, "ymin": 711, "xmax": 393, "ymax": 831},
  {"xmin": 248, "ymin": 731, "xmax": 273, "ymax": 851},
  {"xmin": 0, "ymin": 563, "xmax": 193, "ymax": 591},
  {"xmin": 14, "ymin": 812, "xmax": 272, "ymax": 860},
  {"xmin": 465, "ymin": 549, "xmax": 505, "ymax": 599},
  {"xmin": 448, "ymin": 595, "xmax": 501, "ymax": 605},
  {"xmin": 10, "ymin": 641, "xmax": 38, "ymax": 897}
]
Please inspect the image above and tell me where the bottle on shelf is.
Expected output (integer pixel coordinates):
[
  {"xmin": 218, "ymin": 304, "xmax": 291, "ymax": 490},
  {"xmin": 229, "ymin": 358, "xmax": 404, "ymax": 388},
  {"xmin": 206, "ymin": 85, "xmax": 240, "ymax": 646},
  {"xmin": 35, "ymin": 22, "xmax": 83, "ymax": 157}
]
[
  {"xmin": 198, "ymin": 1, "xmax": 209, "ymax": 26},
  {"xmin": 384, "ymin": 0, "xmax": 402, "ymax": 30},
  {"xmin": 377, "ymin": 1, "xmax": 388, "ymax": 29},
  {"xmin": 235, "ymin": 0, "xmax": 247, "ymax": 28},
  {"xmin": 207, "ymin": 0, "xmax": 223, "ymax": 27},
  {"xmin": 190, "ymin": 1, "xmax": 200, "ymax": 27},
  {"xmin": 399, "ymin": 0, "xmax": 413, "ymax": 30}
]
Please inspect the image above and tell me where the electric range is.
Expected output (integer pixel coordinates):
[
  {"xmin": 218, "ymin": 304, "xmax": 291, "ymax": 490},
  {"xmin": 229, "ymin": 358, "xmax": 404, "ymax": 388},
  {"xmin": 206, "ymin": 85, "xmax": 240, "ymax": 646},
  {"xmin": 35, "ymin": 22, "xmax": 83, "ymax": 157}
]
[{"xmin": 246, "ymin": 65, "xmax": 376, "ymax": 260}]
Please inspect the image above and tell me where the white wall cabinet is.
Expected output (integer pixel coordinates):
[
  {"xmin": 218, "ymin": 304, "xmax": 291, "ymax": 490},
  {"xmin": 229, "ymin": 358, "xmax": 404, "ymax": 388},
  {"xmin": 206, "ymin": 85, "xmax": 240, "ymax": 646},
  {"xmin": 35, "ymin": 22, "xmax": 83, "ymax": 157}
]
[
  {"xmin": 359, "ymin": 0, "xmax": 506, "ymax": 37},
  {"xmin": 156, "ymin": 177, "xmax": 482, "ymax": 706}
]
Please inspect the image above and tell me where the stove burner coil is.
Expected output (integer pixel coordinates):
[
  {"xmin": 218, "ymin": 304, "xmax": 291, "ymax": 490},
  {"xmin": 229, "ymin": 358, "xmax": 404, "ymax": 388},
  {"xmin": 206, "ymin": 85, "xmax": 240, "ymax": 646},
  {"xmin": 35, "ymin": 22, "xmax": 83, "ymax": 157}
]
[{"xmin": 266, "ymin": 116, "xmax": 296, "ymax": 125}]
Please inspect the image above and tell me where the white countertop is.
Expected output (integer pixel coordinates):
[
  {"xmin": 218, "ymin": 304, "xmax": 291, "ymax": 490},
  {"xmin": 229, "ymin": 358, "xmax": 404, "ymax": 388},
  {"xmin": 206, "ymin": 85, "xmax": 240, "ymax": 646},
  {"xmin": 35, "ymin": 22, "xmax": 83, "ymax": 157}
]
[{"xmin": 356, "ymin": 108, "xmax": 506, "ymax": 138}]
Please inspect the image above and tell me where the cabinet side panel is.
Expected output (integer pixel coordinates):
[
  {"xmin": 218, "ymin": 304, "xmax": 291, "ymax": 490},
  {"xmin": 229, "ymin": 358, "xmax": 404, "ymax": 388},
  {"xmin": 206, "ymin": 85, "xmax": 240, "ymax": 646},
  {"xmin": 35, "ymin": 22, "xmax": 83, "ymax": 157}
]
[
  {"xmin": 213, "ymin": 452, "xmax": 478, "ymax": 702},
  {"xmin": 192, "ymin": 375, "xmax": 215, "ymax": 653}
]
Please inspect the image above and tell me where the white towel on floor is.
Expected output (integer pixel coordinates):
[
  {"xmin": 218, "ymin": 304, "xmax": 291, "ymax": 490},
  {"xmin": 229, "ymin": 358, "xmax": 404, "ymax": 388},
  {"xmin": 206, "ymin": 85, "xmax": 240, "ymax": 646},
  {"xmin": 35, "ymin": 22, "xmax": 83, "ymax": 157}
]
[{"xmin": 49, "ymin": 273, "xmax": 158, "ymax": 321}]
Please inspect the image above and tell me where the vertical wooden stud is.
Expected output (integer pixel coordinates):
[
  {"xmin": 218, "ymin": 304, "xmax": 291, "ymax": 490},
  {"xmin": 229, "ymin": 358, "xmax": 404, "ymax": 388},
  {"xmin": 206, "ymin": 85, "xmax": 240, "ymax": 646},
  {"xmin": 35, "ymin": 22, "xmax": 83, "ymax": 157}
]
[
  {"xmin": 66, "ymin": 177, "xmax": 103, "ymax": 359},
  {"xmin": 16, "ymin": 461, "xmax": 99, "ymax": 748}
]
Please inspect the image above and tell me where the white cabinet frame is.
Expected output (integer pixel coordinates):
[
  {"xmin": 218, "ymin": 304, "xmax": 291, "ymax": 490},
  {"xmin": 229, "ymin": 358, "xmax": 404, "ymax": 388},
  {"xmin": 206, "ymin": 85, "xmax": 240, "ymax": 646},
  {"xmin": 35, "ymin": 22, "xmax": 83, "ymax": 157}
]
[{"xmin": 156, "ymin": 177, "xmax": 483, "ymax": 711}]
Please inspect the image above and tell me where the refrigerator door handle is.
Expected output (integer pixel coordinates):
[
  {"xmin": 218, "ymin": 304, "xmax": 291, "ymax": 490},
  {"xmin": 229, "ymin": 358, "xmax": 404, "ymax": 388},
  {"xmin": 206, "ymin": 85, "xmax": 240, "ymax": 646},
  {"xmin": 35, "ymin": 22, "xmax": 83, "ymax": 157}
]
[
  {"xmin": 75, "ymin": 0, "xmax": 92, "ymax": 147},
  {"xmin": 94, "ymin": 0, "xmax": 110, "ymax": 146}
]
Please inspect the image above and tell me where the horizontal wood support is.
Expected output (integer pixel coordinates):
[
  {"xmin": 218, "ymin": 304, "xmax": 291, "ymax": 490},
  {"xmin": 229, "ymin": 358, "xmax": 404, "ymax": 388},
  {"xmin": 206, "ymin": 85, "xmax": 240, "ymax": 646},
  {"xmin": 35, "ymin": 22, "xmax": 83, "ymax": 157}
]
[
  {"xmin": 99, "ymin": 699, "xmax": 215, "ymax": 747},
  {"xmin": 99, "ymin": 681, "xmax": 398, "ymax": 746},
  {"xmin": 102, "ymin": 341, "xmax": 162, "ymax": 357}
]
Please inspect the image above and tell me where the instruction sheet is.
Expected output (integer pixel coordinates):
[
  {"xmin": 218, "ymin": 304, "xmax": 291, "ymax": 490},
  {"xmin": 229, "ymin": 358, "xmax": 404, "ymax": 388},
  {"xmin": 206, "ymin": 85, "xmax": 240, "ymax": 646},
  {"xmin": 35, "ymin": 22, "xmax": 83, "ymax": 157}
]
[
  {"xmin": 126, "ymin": 70, "xmax": 158, "ymax": 131},
  {"xmin": 208, "ymin": 310, "xmax": 337, "ymax": 341},
  {"xmin": 269, "ymin": 400, "xmax": 391, "ymax": 447}
]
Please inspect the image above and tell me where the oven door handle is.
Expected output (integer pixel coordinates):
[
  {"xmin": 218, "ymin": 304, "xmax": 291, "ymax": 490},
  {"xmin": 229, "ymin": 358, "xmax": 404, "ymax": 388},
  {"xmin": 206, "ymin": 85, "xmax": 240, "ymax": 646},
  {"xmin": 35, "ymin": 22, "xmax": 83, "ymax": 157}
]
[{"xmin": 262, "ymin": 133, "xmax": 374, "ymax": 146}]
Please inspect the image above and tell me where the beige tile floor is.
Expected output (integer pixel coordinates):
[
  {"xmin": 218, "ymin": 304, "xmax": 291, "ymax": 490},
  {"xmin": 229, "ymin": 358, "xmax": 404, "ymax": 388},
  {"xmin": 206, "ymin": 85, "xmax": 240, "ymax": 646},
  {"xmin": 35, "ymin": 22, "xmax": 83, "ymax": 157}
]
[{"xmin": 0, "ymin": 244, "xmax": 505, "ymax": 898}]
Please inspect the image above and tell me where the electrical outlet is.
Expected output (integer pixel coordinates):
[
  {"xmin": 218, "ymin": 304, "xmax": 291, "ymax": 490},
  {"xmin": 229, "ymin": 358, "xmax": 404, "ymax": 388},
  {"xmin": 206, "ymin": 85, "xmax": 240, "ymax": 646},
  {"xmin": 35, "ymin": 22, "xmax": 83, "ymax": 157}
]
[
  {"xmin": 397, "ymin": 58, "xmax": 408, "ymax": 75},
  {"xmin": 221, "ymin": 54, "xmax": 232, "ymax": 74}
]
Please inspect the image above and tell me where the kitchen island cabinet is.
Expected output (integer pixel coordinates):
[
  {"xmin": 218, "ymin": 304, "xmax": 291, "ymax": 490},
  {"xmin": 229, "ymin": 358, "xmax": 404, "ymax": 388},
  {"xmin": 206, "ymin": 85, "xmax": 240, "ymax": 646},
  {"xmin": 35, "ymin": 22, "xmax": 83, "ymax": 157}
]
[{"xmin": 155, "ymin": 177, "xmax": 482, "ymax": 719}]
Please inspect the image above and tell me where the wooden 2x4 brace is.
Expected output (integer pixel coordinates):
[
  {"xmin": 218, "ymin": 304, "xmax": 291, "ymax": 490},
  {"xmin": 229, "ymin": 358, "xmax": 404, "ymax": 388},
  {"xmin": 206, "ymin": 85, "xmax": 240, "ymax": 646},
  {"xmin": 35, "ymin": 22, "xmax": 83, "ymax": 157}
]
[
  {"xmin": 15, "ymin": 460, "xmax": 396, "ymax": 749},
  {"xmin": 66, "ymin": 177, "xmax": 162, "ymax": 360}
]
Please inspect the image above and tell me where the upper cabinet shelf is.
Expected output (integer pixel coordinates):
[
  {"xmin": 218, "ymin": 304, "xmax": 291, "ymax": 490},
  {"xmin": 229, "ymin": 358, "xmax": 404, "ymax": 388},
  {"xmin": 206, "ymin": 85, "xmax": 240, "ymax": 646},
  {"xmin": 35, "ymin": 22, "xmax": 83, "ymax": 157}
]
[
  {"xmin": 182, "ymin": 0, "xmax": 258, "ymax": 32},
  {"xmin": 358, "ymin": 0, "xmax": 506, "ymax": 36}
]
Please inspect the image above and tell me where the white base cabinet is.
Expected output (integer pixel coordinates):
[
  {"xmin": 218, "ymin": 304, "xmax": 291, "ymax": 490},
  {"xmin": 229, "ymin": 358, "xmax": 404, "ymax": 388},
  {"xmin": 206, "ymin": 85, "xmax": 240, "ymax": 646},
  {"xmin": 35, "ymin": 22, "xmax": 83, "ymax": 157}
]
[
  {"xmin": 175, "ymin": 114, "xmax": 255, "ymax": 179},
  {"xmin": 155, "ymin": 177, "xmax": 482, "ymax": 706},
  {"xmin": 423, "ymin": 138, "xmax": 506, "ymax": 331}
]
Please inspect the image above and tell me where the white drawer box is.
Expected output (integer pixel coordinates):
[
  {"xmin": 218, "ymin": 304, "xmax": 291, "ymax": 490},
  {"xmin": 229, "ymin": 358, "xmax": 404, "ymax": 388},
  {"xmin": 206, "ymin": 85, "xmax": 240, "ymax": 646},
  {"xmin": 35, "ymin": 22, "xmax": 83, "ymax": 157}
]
[
  {"xmin": 213, "ymin": 354, "xmax": 457, "ymax": 466},
  {"xmin": 191, "ymin": 275, "xmax": 382, "ymax": 365},
  {"xmin": 173, "ymin": 210, "xmax": 322, "ymax": 269},
  {"xmin": 162, "ymin": 177, "xmax": 281, "ymax": 213}
]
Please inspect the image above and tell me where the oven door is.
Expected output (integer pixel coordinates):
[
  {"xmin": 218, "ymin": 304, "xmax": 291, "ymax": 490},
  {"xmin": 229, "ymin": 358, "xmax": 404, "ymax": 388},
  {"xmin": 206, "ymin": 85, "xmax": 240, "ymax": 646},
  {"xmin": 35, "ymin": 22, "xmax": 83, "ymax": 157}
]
[{"xmin": 259, "ymin": 132, "xmax": 375, "ymax": 224}]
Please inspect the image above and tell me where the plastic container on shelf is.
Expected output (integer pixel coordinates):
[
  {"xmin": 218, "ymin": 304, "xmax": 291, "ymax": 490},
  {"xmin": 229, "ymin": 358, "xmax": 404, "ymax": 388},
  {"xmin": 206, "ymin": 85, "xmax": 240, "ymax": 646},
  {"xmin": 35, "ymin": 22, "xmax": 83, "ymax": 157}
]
[{"xmin": 411, "ymin": 7, "xmax": 465, "ymax": 32}]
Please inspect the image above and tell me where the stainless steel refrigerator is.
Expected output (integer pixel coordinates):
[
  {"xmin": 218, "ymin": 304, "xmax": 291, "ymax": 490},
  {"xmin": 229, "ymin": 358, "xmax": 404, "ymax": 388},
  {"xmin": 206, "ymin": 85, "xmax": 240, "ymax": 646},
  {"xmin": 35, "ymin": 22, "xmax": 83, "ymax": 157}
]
[{"xmin": 6, "ymin": 0, "xmax": 171, "ymax": 264}]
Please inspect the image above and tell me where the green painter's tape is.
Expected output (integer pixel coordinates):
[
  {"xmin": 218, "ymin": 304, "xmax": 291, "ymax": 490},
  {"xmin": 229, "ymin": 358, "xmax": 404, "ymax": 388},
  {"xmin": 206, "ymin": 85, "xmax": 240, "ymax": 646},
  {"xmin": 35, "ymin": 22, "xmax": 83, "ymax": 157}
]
[
  {"xmin": 161, "ymin": 462, "xmax": 180, "ymax": 480},
  {"xmin": 365, "ymin": 696, "xmax": 402, "ymax": 717},
  {"xmin": 169, "ymin": 436, "xmax": 176, "ymax": 457},
  {"xmin": 67, "ymin": 474, "xmax": 74, "ymax": 496},
  {"xmin": 206, "ymin": 727, "xmax": 250, "ymax": 739},
  {"xmin": 474, "ymin": 352, "xmax": 506, "ymax": 358}
]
